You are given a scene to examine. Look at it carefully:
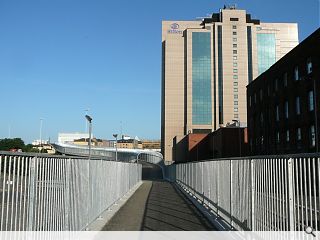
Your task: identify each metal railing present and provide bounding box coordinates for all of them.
[165,154,320,231]
[0,151,142,231]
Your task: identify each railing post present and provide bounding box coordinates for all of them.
[64,158,71,230]
[287,158,295,230]
[27,157,37,231]
[230,160,233,229]
[251,159,255,231]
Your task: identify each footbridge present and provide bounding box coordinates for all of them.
[1,147,319,233]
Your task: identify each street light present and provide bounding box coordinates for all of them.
[232,119,241,157]
[113,134,118,161]
[85,115,93,158]
[39,118,44,153]
[85,114,92,230]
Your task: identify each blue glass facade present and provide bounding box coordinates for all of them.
[192,32,212,125]
[257,33,276,75]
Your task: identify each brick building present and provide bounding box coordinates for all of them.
[247,28,320,155]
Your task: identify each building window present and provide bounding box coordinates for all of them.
[309,90,314,111]
[283,72,287,87]
[275,78,278,91]
[233,38,237,42]
[233,56,237,60]
[234,94,238,99]
[257,33,276,74]
[286,130,290,142]
[310,125,316,147]
[233,75,238,79]
[259,89,263,101]
[233,69,238,73]
[276,131,280,143]
[234,87,238,92]
[233,82,238,86]
[233,44,237,48]
[307,58,312,74]
[276,105,279,121]
[233,62,237,67]
[284,101,289,119]
[234,114,239,118]
[233,32,237,35]
[294,66,299,80]
[296,97,300,115]
[230,18,239,22]
[234,107,238,112]
[192,32,212,125]
[233,50,237,54]
[234,101,238,105]
[232,25,237,29]
[297,128,301,141]
[254,93,257,103]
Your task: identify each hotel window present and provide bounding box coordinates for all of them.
[297,128,301,141]
[233,44,237,48]
[276,105,279,121]
[296,97,300,115]
[233,50,237,54]
[233,32,237,35]
[283,72,288,87]
[307,58,312,74]
[233,38,237,42]
[309,90,314,111]
[310,125,316,147]
[233,56,237,60]
[233,69,238,73]
[294,66,299,80]
[233,62,237,67]
[286,130,290,142]
[284,101,289,119]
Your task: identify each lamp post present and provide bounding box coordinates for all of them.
[39,118,43,153]
[85,115,93,159]
[85,114,92,230]
[113,134,118,161]
[232,119,241,157]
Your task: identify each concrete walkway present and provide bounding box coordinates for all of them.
[102,162,215,231]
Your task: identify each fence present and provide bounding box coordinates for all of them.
[165,155,320,231]
[0,152,142,231]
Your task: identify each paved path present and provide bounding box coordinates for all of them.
[102,163,215,231]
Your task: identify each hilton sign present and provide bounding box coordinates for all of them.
[167,23,183,34]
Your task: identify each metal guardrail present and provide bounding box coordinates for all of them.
[0,152,142,231]
[165,156,320,231]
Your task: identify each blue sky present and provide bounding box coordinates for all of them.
[0,0,318,143]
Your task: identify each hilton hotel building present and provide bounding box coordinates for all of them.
[161,7,299,161]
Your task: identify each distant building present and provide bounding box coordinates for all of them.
[247,28,320,155]
[161,6,299,161]
[173,125,249,163]
[73,138,115,147]
[58,133,90,144]
[32,139,49,146]
[117,138,142,149]
[141,140,161,151]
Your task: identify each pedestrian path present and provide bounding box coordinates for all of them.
[102,180,215,231]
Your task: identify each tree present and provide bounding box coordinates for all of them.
[0,138,25,151]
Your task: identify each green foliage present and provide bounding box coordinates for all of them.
[0,138,25,151]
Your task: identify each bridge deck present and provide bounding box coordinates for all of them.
[102,162,216,231]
